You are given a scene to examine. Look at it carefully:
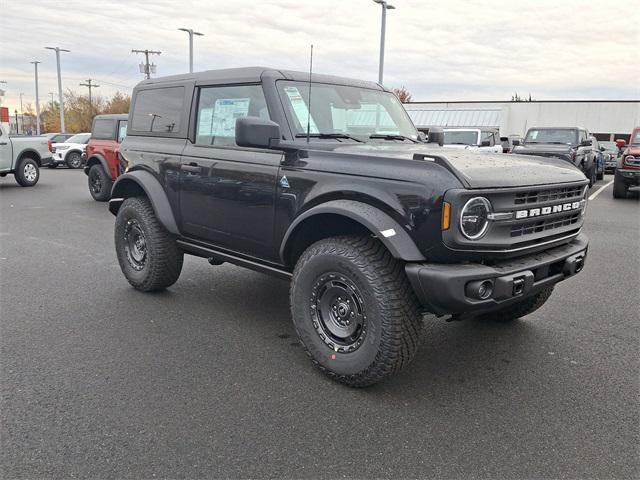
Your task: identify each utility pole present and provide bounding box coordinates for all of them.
[178,28,204,73]
[373,0,396,85]
[79,78,100,115]
[49,92,55,109]
[31,61,42,135]
[132,49,161,79]
[45,46,70,132]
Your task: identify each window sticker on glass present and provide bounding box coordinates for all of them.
[283,86,318,134]
[199,98,251,137]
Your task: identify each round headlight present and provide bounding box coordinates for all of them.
[460,197,491,240]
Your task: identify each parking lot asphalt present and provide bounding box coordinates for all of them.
[1,169,638,479]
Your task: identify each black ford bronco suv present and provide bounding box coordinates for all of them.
[109,67,589,386]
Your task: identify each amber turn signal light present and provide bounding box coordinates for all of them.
[442,202,451,230]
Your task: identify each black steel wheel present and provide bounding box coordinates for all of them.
[115,196,183,291]
[87,164,112,201]
[66,151,83,169]
[290,235,424,387]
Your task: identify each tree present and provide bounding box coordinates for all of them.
[392,86,413,103]
[103,91,130,114]
[511,92,533,102]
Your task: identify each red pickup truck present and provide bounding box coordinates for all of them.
[613,127,640,198]
[84,114,128,201]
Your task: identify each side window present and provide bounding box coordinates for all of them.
[117,120,128,143]
[195,84,269,146]
[92,119,115,140]
[131,87,184,134]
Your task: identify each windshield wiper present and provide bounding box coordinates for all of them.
[369,134,419,143]
[295,133,363,142]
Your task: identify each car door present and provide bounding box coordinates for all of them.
[0,128,12,171]
[179,84,283,261]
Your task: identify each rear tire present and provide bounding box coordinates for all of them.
[612,177,627,198]
[290,235,424,387]
[115,197,183,292]
[88,164,113,202]
[66,151,83,169]
[14,157,40,187]
[588,164,596,188]
[476,286,554,323]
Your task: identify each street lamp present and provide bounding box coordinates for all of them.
[45,46,70,132]
[178,28,204,73]
[373,0,395,85]
[31,61,42,135]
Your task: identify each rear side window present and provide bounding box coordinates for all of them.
[195,85,269,146]
[117,120,128,143]
[92,119,115,140]
[131,87,184,134]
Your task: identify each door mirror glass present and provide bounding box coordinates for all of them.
[512,139,520,146]
[581,139,592,147]
[480,140,491,147]
[235,117,281,149]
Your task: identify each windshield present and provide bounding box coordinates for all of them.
[276,81,418,141]
[66,133,90,144]
[600,141,616,150]
[524,128,577,144]
[632,130,640,145]
[444,130,479,145]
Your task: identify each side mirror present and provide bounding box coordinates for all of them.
[512,139,521,146]
[235,116,281,149]
[580,139,592,147]
[427,127,444,146]
[480,140,491,147]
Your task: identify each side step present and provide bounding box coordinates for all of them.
[176,240,292,280]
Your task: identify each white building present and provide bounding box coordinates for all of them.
[404,100,640,142]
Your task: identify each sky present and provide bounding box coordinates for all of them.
[1,0,639,113]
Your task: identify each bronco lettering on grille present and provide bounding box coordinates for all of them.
[515,201,583,219]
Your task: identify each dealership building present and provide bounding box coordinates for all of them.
[404,100,640,142]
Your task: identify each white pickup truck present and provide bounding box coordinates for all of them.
[442,128,504,154]
[0,124,52,186]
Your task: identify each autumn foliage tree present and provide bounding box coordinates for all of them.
[40,90,131,133]
[392,86,413,103]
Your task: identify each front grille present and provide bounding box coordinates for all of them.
[510,211,581,237]
[514,186,584,205]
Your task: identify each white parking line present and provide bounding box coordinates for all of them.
[588,180,614,201]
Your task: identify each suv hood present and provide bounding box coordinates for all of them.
[330,143,586,189]
[514,143,574,154]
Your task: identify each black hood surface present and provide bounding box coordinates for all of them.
[329,143,587,189]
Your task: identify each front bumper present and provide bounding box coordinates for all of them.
[52,151,66,163]
[405,234,588,317]
[615,168,640,189]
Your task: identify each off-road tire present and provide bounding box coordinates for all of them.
[612,176,627,199]
[66,151,83,169]
[588,164,596,188]
[596,169,604,181]
[14,157,40,187]
[476,286,554,323]
[88,164,113,202]
[290,235,424,387]
[115,196,183,292]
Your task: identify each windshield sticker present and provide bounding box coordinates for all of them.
[198,98,251,137]
[283,86,318,134]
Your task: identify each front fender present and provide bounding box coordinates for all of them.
[108,170,179,235]
[280,199,426,263]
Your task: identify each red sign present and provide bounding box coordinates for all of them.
[0,107,9,123]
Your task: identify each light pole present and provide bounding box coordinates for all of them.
[178,28,204,73]
[373,0,395,85]
[31,61,42,134]
[45,46,70,132]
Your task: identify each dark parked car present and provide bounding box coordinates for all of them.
[589,137,605,180]
[613,127,640,198]
[600,141,619,173]
[108,67,589,386]
[84,114,128,201]
[512,127,597,187]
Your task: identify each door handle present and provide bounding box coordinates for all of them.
[180,162,201,173]
[0,142,7,145]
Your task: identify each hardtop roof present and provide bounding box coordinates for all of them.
[134,66,384,91]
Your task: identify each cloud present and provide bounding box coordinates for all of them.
[1,0,638,112]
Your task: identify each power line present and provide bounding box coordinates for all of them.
[131,49,161,79]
